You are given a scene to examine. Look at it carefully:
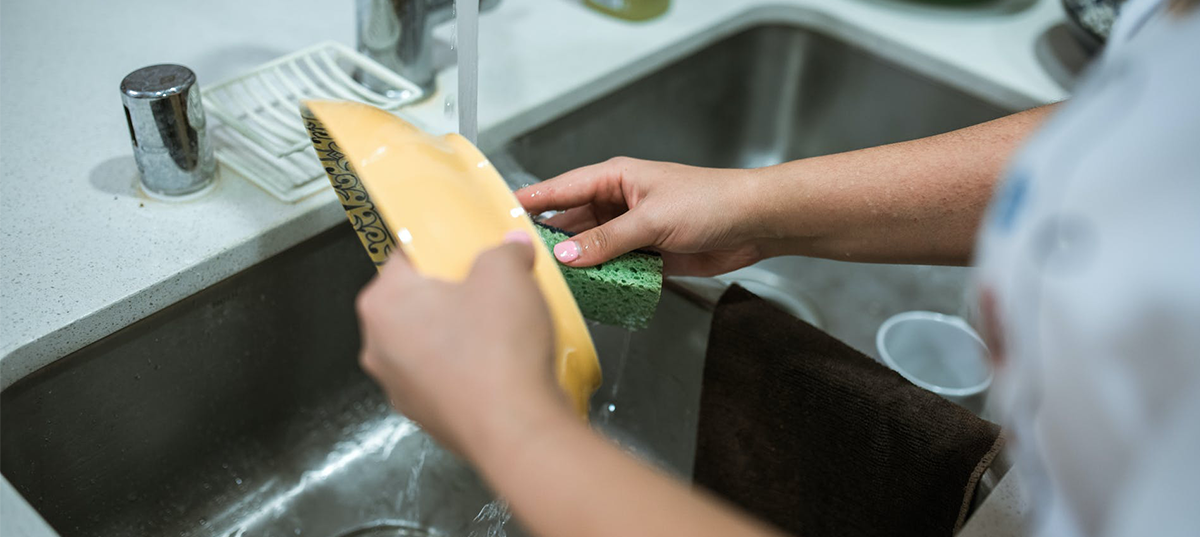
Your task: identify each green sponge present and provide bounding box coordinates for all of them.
[534,222,663,330]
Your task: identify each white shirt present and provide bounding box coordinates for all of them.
[974,1,1200,536]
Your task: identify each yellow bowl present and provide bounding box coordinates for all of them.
[302,101,601,419]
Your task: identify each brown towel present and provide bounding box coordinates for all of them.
[693,286,1003,537]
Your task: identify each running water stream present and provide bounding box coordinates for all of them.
[455,0,479,143]
[599,328,634,426]
[467,499,512,537]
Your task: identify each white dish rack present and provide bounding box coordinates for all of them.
[203,41,424,202]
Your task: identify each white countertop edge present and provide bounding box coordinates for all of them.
[480,3,1062,153]
[0,200,347,391]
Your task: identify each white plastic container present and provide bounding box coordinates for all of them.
[876,311,991,413]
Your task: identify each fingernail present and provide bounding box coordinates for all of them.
[503,230,532,245]
[553,240,580,263]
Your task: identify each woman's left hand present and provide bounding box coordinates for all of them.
[355,231,571,457]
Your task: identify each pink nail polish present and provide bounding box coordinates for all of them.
[503,230,532,245]
[554,240,580,263]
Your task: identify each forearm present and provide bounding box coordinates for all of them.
[748,105,1056,265]
[468,404,785,537]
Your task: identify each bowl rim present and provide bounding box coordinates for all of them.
[875,310,993,397]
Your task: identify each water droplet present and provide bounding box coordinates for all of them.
[199,518,208,526]
[235,478,243,485]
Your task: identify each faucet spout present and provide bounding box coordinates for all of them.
[356,0,498,99]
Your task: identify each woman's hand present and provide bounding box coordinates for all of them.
[355,232,570,457]
[515,157,767,277]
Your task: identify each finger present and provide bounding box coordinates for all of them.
[515,159,624,214]
[541,206,600,233]
[357,251,421,327]
[551,212,651,267]
[471,238,538,282]
[502,229,534,247]
[378,249,420,283]
[356,277,385,330]
[358,347,382,380]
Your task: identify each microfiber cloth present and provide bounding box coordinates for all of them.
[693,285,1004,537]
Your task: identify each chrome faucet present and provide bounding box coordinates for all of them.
[356,0,499,99]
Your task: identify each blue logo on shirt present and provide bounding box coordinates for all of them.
[992,171,1030,233]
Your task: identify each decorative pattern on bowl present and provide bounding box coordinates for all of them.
[302,107,397,266]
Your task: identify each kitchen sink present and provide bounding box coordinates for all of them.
[504,23,1009,358]
[2,23,1011,537]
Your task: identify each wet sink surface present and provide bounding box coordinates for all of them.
[2,23,1010,537]
[0,224,709,537]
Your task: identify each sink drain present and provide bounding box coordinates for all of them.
[336,521,443,537]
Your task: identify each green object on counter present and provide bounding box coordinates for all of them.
[584,0,669,21]
[534,222,663,330]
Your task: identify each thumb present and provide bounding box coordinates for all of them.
[552,213,650,267]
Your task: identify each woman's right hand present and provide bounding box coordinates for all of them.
[515,157,767,276]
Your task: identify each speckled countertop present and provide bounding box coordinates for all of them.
[1,0,1066,533]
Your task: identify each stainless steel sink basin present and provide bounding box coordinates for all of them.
[2,23,1011,537]
[503,24,1009,359]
